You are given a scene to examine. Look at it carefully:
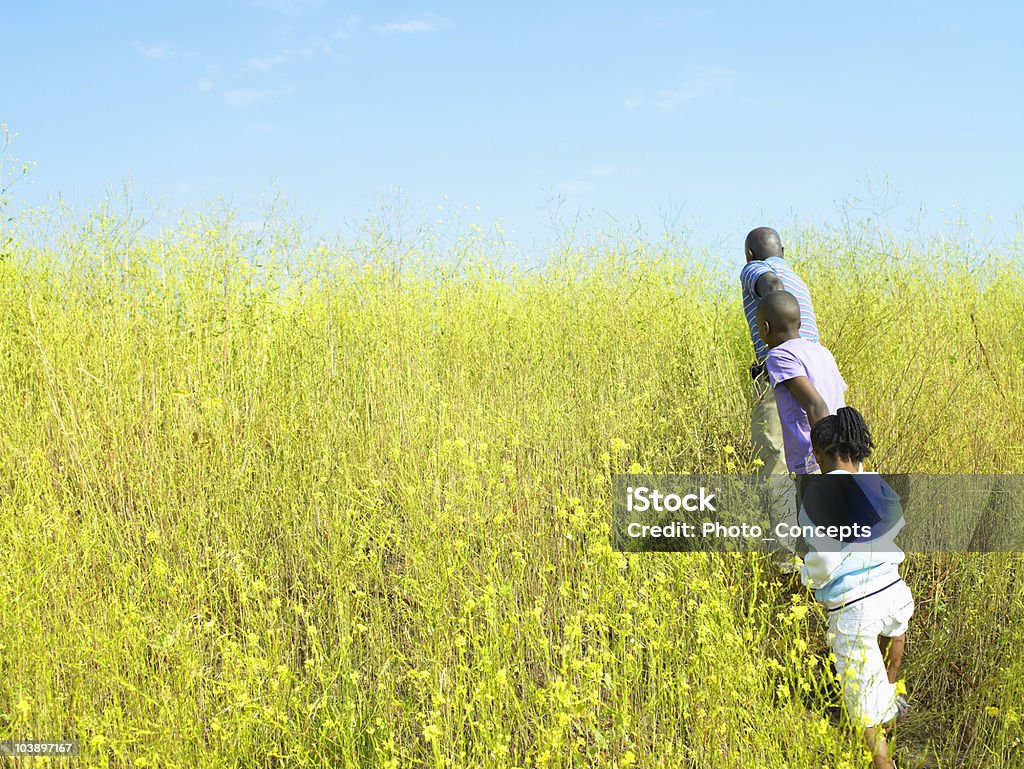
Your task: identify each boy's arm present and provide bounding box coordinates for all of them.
[778,375,830,427]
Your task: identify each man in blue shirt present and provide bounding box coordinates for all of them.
[740,227,820,570]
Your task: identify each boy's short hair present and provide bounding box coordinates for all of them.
[756,290,801,330]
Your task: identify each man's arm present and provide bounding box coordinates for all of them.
[779,375,830,426]
[740,260,772,296]
[754,272,784,297]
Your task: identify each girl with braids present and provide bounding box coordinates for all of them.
[813,405,874,469]
[801,406,913,769]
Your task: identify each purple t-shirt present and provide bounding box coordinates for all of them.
[766,338,847,474]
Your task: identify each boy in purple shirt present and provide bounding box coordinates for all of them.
[756,291,847,475]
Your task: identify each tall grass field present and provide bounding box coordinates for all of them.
[1,206,1022,768]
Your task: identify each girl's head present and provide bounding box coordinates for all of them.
[810,406,875,472]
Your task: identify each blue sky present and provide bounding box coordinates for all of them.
[3,1,1023,254]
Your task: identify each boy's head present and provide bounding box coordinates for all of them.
[755,290,801,349]
[810,406,875,472]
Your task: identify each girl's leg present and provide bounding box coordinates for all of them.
[878,633,906,684]
[864,725,895,769]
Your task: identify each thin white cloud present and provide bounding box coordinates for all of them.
[195,58,294,107]
[334,15,362,39]
[553,164,616,197]
[195,64,222,93]
[377,15,448,34]
[653,68,733,112]
[624,96,643,110]
[224,89,271,108]
[223,85,293,108]
[588,163,617,177]
[247,51,290,71]
[135,42,174,60]
[245,36,336,71]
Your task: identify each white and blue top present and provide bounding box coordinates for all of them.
[799,470,907,611]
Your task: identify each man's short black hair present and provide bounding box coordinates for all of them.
[745,227,784,261]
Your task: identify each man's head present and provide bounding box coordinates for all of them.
[744,227,784,263]
[756,290,801,349]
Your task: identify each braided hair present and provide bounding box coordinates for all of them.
[810,406,875,463]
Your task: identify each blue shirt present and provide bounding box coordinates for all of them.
[740,256,819,362]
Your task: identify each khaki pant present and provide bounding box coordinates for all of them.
[751,371,803,558]
[752,371,787,476]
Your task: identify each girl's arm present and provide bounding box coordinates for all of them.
[801,549,845,589]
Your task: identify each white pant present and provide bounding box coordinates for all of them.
[826,580,915,727]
